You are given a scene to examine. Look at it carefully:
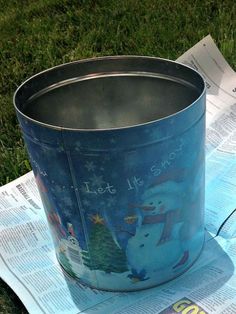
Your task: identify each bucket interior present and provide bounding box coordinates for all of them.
[15,57,205,130]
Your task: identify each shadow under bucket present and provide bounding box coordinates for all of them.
[14,56,206,291]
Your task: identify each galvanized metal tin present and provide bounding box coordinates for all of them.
[14,56,206,291]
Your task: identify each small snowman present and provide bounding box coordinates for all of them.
[59,223,84,275]
[126,180,185,282]
[66,236,83,265]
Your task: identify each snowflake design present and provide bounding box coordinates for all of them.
[85,161,96,172]
[75,141,82,152]
[52,184,63,193]
[63,196,74,207]
[41,145,50,154]
[125,153,138,171]
[107,196,116,207]
[57,145,64,153]
[144,128,151,134]
[91,174,105,187]
[82,199,91,207]
[111,171,119,179]
[52,167,67,179]
[149,128,161,140]
[99,200,106,208]
[63,208,74,218]
[110,138,116,144]
[104,154,111,161]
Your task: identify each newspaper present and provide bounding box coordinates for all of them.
[1,35,236,314]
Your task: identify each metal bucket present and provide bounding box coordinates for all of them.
[14,56,206,291]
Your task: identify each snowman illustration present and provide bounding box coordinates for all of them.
[126,180,186,282]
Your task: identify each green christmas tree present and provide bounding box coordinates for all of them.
[58,251,76,278]
[82,214,128,273]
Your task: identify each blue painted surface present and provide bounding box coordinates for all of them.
[16,86,206,291]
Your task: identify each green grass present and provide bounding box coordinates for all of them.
[0,0,235,312]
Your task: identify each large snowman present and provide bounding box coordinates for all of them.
[126,180,185,281]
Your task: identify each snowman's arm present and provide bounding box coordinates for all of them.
[157,210,177,245]
[115,226,135,237]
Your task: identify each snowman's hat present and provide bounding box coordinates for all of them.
[142,180,184,201]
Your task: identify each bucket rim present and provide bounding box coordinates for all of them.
[13,55,206,132]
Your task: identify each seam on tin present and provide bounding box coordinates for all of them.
[61,130,99,288]
[13,56,206,132]
[21,131,61,149]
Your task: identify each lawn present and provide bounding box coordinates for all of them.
[0,0,235,313]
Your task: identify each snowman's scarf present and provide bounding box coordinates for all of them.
[142,210,181,245]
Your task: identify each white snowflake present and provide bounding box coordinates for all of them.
[63,208,73,218]
[41,145,50,154]
[85,161,96,172]
[144,127,155,136]
[125,154,138,171]
[75,141,82,151]
[91,174,105,187]
[104,155,111,161]
[149,129,159,140]
[54,167,67,178]
[144,128,151,134]
[111,172,119,179]
[57,145,64,152]
[99,200,106,208]
[82,199,91,207]
[110,138,116,144]
[63,196,73,207]
[107,196,116,207]
[52,184,62,193]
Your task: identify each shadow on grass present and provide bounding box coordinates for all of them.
[0,279,28,314]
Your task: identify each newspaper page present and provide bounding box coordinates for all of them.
[1,35,236,314]
[177,35,236,236]
[0,173,235,314]
[0,172,236,314]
